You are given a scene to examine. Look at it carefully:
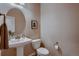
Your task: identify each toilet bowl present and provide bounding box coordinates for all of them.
[37,47,49,56]
[32,39,49,56]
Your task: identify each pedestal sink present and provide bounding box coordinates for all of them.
[9,37,32,56]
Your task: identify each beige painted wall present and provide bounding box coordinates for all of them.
[26,3,40,39]
[41,3,79,56]
[1,43,35,56]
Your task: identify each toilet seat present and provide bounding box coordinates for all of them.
[37,47,49,56]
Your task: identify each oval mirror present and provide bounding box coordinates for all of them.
[6,8,26,35]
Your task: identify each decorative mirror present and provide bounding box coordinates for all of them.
[6,8,26,35]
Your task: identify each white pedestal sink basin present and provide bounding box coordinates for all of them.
[9,37,32,56]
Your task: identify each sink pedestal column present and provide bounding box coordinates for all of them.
[17,47,24,56]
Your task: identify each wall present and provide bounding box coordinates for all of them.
[41,3,79,56]
[25,3,40,39]
[1,48,16,56]
[1,43,35,56]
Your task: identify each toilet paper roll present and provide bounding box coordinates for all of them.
[54,44,59,50]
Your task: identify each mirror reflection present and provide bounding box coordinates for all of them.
[6,8,26,41]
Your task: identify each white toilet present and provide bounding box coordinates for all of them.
[32,39,49,56]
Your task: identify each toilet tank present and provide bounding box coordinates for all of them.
[32,39,41,49]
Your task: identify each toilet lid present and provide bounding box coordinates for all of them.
[37,47,49,55]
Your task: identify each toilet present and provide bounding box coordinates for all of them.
[32,39,49,56]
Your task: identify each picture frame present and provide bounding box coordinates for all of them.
[31,20,38,29]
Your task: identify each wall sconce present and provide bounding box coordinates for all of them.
[31,20,38,29]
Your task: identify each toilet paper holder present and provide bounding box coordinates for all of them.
[54,42,63,55]
[54,42,60,51]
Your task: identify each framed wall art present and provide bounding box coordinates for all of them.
[31,20,38,29]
